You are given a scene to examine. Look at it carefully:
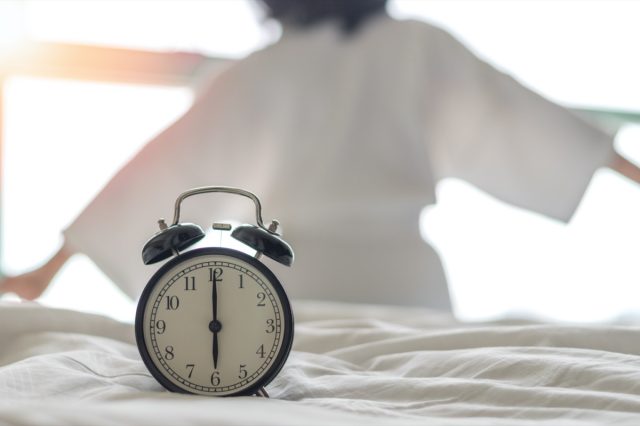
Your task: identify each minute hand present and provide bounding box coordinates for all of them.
[210,268,221,370]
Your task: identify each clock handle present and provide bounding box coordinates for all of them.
[170,186,280,236]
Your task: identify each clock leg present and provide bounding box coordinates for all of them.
[255,387,269,398]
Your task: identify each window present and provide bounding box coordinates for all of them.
[2,77,192,321]
[2,0,639,322]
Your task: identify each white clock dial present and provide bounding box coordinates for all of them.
[138,249,292,396]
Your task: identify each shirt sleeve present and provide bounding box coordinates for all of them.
[62,68,265,299]
[425,28,615,222]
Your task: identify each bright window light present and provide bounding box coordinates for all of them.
[390,0,640,110]
[2,77,192,321]
[22,0,276,58]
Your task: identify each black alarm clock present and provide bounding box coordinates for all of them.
[135,186,294,397]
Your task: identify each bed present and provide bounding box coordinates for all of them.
[1,300,640,425]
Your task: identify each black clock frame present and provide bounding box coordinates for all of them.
[135,246,295,397]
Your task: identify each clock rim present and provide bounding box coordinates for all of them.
[135,246,294,397]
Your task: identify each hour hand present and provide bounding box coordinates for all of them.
[213,331,219,369]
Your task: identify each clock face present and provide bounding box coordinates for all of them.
[135,247,293,396]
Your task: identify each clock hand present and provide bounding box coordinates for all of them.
[209,268,222,371]
[212,269,217,323]
[213,329,219,370]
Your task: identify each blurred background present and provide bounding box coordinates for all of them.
[0,0,639,322]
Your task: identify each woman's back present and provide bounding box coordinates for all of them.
[202,16,451,307]
[61,10,612,311]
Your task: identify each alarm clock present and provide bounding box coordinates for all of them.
[135,186,294,398]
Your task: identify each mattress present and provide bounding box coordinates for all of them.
[1,300,640,425]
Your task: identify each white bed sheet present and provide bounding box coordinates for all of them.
[1,300,640,425]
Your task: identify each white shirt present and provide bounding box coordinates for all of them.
[64,16,613,310]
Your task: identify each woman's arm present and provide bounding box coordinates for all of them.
[609,151,640,184]
[0,243,75,300]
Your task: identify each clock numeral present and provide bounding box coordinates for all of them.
[186,364,195,379]
[184,276,196,291]
[156,320,166,334]
[210,371,220,386]
[239,274,244,289]
[238,364,248,379]
[265,318,275,334]
[164,345,175,360]
[256,344,265,359]
[256,292,266,307]
[165,296,180,310]
[209,267,223,284]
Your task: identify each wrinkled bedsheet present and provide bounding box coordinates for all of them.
[1,301,640,425]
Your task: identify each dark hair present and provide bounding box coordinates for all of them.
[260,0,388,34]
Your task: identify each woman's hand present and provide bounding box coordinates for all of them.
[0,244,74,300]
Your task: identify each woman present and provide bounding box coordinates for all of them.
[2,0,639,311]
